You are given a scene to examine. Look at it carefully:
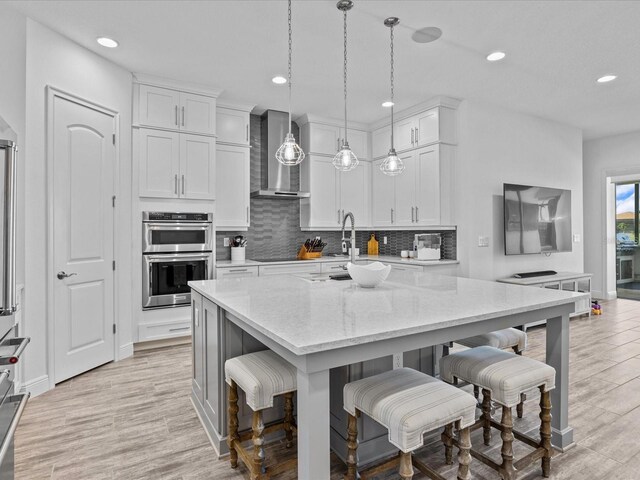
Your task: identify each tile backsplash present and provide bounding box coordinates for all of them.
[217,114,456,261]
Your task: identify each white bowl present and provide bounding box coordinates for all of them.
[347,262,391,288]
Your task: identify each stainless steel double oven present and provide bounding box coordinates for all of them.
[142,212,214,309]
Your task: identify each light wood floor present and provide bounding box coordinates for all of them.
[15,299,640,479]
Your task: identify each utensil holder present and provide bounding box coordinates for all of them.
[231,246,246,263]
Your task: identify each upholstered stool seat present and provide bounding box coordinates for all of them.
[224,350,298,480]
[343,368,476,480]
[456,327,527,353]
[441,346,556,479]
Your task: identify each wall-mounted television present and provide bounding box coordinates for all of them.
[504,183,572,255]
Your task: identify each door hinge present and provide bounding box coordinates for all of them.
[112,195,116,207]
[112,260,116,271]
[112,133,116,145]
[113,324,116,334]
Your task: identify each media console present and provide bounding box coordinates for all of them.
[498,271,592,328]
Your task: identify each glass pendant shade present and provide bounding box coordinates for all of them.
[332,141,358,171]
[276,132,305,166]
[380,148,405,176]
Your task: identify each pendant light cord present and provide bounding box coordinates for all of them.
[343,8,348,145]
[288,0,293,135]
[390,22,395,150]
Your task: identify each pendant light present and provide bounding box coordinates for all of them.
[380,17,405,176]
[332,0,359,172]
[276,0,305,166]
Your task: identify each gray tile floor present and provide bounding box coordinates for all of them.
[14,299,640,479]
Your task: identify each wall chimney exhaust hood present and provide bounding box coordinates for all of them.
[251,110,310,199]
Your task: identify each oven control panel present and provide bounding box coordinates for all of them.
[143,212,212,222]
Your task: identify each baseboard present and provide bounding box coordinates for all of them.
[118,342,134,360]
[134,336,191,352]
[22,374,50,398]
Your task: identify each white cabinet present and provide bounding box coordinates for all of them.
[216,266,259,279]
[216,144,250,229]
[300,156,370,229]
[216,107,250,146]
[258,263,322,276]
[137,85,216,135]
[180,134,216,200]
[138,128,215,200]
[394,116,416,152]
[371,145,446,227]
[302,122,370,159]
[372,124,392,160]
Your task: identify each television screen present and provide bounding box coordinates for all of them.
[504,183,572,255]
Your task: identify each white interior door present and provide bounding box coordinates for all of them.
[52,95,115,384]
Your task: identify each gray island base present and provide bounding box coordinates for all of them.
[189,271,586,479]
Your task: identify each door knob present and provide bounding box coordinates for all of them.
[57,271,77,280]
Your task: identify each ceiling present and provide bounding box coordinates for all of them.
[9,0,640,139]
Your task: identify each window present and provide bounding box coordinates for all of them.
[616,183,639,244]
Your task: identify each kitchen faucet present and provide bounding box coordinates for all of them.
[342,212,356,265]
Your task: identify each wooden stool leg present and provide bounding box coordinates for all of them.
[442,423,454,465]
[517,393,525,419]
[399,451,414,480]
[539,387,552,477]
[456,421,471,480]
[251,410,265,480]
[284,392,295,449]
[500,406,516,480]
[481,388,492,446]
[344,411,359,480]
[227,381,240,469]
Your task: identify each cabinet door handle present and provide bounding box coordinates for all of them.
[415,128,419,143]
[391,208,394,223]
[411,128,414,145]
[169,326,190,332]
[175,105,178,126]
[246,206,249,223]
[338,209,341,224]
[411,206,415,223]
[246,124,249,142]
[415,206,419,222]
[229,269,248,273]
[181,175,185,195]
[174,174,178,195]
[181,106,185,126]
[337,138,341,151]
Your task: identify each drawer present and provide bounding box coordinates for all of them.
[258,263,322,276]
[216,266,259,279]
[138,319,191,342]
[390,263,424,272]
[321,262,348,273]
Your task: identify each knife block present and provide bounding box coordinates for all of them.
[297,245,322,260]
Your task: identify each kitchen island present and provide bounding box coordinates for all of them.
[190,270,586,479]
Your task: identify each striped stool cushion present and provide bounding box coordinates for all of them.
[225,350,297,411]
[440,346,555,408]
[456,328,527,352]
[343,368,476,452]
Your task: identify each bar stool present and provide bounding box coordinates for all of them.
[343,367,477,480]
[455,328,528,418]
[440,346,555,479]
[225,350,297,480]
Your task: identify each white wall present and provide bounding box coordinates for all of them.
[455,99,584,281]
[583,131,640,299]
[23,19,133,394]
[0,5,27,287]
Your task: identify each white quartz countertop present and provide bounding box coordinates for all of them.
[216,255,459,268]
[190,271,587,356]
[497,271,593,285]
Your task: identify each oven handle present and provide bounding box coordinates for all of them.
[0,393,30,467]
[144,222,212,229]
[144,253,212,262]
[0,337,30,366]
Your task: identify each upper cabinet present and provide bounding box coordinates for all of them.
[216,106,251,146]
[298,115,371,160]
[216,144,250,229]
[136,83,217,135]
[372,106,457,159]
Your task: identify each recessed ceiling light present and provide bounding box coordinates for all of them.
[382,101,394,108]
[486,51,506,62]
[597,75,617,83]
[272,76,287,85]
[412,27,442,44]
[96,37,118,48]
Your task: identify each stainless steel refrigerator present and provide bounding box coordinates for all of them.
[0,138,30,480]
